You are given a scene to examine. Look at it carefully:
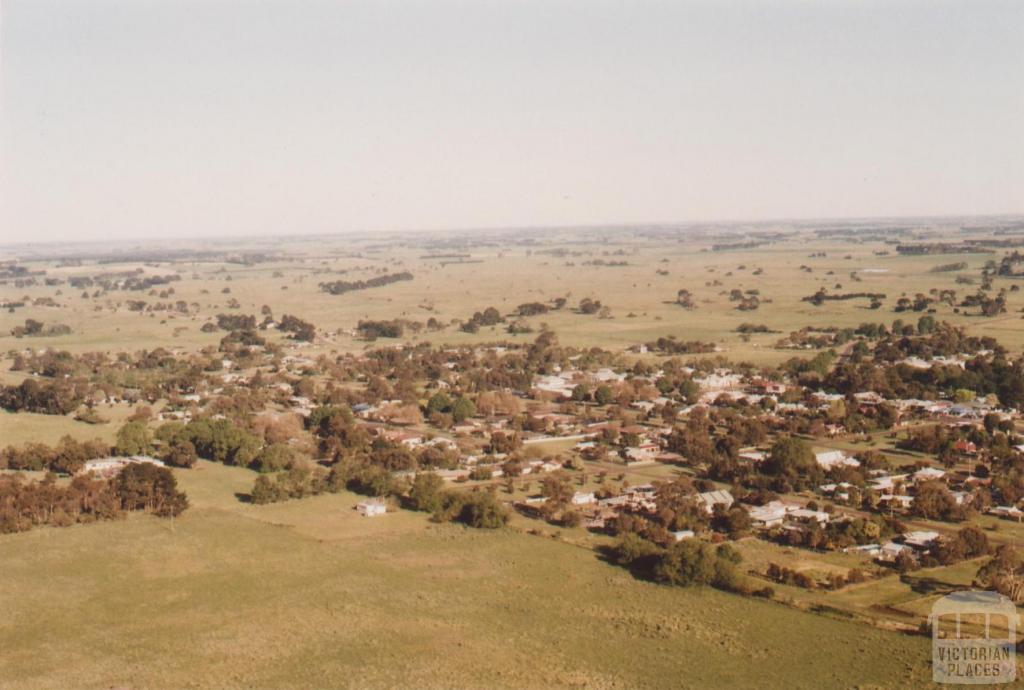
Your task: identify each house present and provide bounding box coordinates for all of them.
[572,491,596,506]
[879,494,914,511]
[670,529,695,541]
[788,508,830,526]
[356,500,387,517]
[902,530,941,551]
[814,450,859,470]
[738,449,766,464]
[748,501,790,528]
[878,541,912,563]
[913,467,947,483]
[79,455,165,478]
[697,490,734,515]
[989,505,1024,522]
[749,378,785,395]
[533,374,577,399]
[385,430,425,448]
[869,473,908,492]
[953,439,978,455]
[622,446,658,465]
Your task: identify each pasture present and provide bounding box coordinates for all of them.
[3,228,1023,369]
[0,462,936,690]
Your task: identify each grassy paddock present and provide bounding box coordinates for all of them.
[0,464,935,689]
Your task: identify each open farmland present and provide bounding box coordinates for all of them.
[3,219,1024,689]
[5,221,1024,365]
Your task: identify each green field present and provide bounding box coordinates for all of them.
[0,462,936,689]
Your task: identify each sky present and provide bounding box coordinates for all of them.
[1,0,1022,243]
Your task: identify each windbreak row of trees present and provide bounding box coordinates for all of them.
[0,463,187,534]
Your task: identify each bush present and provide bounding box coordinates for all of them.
[433,490,509,529]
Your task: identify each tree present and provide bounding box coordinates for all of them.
[115,421,152,457]
[956,525,990,558]
[594,385,614,406]
[434,490,509,528]
[115,463,188,517]
[162,439,198,468]
[678,379,701,405]
[911,482,963,522]
[612,532,661,566]
[541,471,574,510]
[451,397,476,423]
[456,491,509,528]
[251,475,282,504]
[487,431,521,455]
[252,443,293,473]
[409,472,445,513]
[975,545,1023,600]
[763,437,819,484]
[654,540,742,591]
[426,391,452,415]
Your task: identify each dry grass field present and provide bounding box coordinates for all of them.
[0,462,936,690]
[4,225,1024,365]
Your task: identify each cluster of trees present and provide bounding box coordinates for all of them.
[9,318,72,337]
[643,337,716,355]
[249,464,510,530]
[960,290,1007,317]
[357,319,405,339]
[610,533,746,593]
[764,562,865,590]
[930,261,968,273]
[802,290,886,306]
[216,313,257,331]
[0,378,84,415]
[735,323,777,334]
[896,243,992,255]
[577,298,603,315]
[319,271,413,295]
[460,307,504,333]
[278,314,316,342]
[975,545,1024,602]
[155,418,261,469]
[516,302,549,316]
[769,512,897,552]
[0,436,110,475]
[0,463,187,534]
[425,391,476,425]
[408,474,509,528]
[816,323,1024,408]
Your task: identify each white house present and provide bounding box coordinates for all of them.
[788,508,831,525]
[79,455,165,478]
[697,490,734,515]
[571,491,596,506]
[902,530,941,550]
[912,467,946,483]
[748,501,790,528]
[814,450,860,470]
[989,505,1024,521]
[356,500,387,517]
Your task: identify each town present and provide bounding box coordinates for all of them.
[3,1,1022,685]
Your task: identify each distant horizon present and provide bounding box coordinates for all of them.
[3,211,1024,252]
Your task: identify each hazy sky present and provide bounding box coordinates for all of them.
[1,1,1022,243]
